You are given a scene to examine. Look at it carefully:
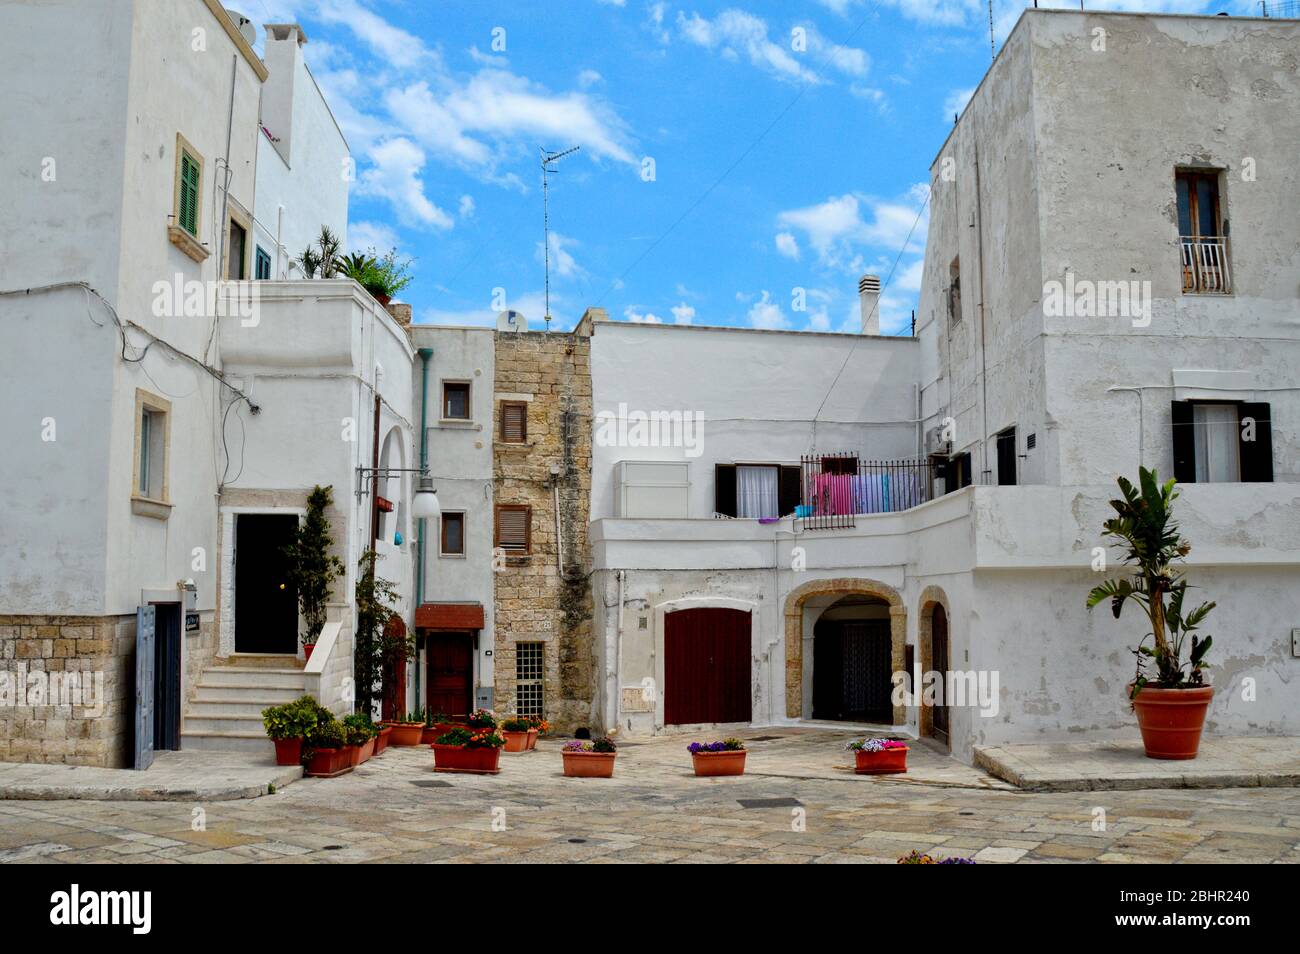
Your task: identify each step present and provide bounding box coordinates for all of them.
[191,684,305,704]
[198,668,309,689]
[180,730,275,755]
[213,653,305,670]
[187,699,290,718]
[183,714,270,735]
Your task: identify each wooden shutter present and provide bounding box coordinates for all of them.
[500,401,527,443]
[778,465,801,515]
[180,155,199,235]
[495,505,530,552]
[714,464,737,517]
[1238,402,1273,483]
[1171,401,1196,483]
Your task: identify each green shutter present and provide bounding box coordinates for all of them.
[179,154,199,235]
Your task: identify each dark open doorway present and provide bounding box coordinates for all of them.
[153,603,182,751]
[812,598,893,723]
[931,604,950,746]
[426,631,474,719]
[234,513,299,654]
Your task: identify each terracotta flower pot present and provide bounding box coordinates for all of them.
[303,643,316,662]
[420,726,441,745]
[435,722,458,736]
[272,737,303,766]
[373,725,393,755]
[691,750,747,777]
[562,751,616,778]
[854,746,908,775]
[389,722,425,746]
[432,744,502,774]
[305,747,352,778]
[348,738,376,767]
[1129,684,1214,759]
[526,727,539,750]
[502,730,530,753]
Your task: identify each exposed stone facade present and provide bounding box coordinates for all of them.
[492,319,595,732]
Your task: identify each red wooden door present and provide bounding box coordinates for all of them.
[427,632,473,719]
[664,608,751,725]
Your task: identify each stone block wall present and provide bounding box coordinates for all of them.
[492,326,595,732]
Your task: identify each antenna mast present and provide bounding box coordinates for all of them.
[541,144,580,331]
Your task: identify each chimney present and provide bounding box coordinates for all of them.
[261,24,308,165]
[858,274,881,335]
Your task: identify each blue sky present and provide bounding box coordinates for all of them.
[251,0,1228,334]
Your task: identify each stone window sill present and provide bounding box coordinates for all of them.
[436,419,480,430]
[495,441,534,451]
[168,225,210,263]
[131,496,173,520]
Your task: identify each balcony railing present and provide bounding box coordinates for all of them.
[1180,236,1231,294]
[798,454,935,530]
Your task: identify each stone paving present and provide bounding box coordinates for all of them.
[0,729,1296,864]
[0,751,302,801]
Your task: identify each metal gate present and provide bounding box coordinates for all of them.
[664,607,751,725]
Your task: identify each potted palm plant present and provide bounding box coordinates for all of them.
[1087,468,1217,760]
[561,737,617,777]
[688,738,747,776]
[431,727,505,774]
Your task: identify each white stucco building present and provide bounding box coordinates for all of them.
[589,10,1300,763]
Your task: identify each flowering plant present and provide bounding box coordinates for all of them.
[687,738,745,754]
[898,850,976,864]
[502,717,531,732]
[466,708,497,729]
[563,737,616,753]
[845,738,908,752]
[435,727,505,749]
[527,715,550,733]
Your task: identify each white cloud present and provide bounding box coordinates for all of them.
[647,2,671,44]
[623,305,663,323]
[536,232,583,279]
[421,290,555,328]
[895,258,925,293]
[458,194,476,219]
[678,10,823,85]
[670,302,696,324]
[315,0,439,70]
[774,231,800,259]
[355,138,454,230]
[347,220,399,253]
[943,86,976,123]
[746,291,788,330]
[775,188,929,270]
[577,69,604,88]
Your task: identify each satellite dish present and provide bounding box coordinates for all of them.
[225,9,257,46]
[496,310,528,332]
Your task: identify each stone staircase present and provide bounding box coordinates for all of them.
[181,656,308,754]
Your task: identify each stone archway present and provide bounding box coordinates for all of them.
[783,577,906,724]
[916,585,951,743]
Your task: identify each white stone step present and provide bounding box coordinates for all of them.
[180,730,275,754]
[197,667,308,689]
[184,713,270,735]
[187,699,287,718]
[191,684,304,704]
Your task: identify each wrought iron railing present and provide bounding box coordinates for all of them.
[797,454,935,530]
[1180,236,1231,294]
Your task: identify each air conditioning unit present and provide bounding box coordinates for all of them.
[924,426,951,457]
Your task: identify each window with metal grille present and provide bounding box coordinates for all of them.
[515,642,544,717]
[500,400,527,443]
[495,504,530,552]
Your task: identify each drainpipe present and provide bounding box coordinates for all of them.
[612,569,625,730]
[414,348,433,708]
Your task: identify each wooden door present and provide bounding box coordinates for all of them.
[234,513,299,653]
[134,606,155,771]
[932,605,950,745]
[664,608,751,725]
[427,632,473,719]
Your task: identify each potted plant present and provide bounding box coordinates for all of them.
[304,719,352,778]
[389,709,426,746]
[1087,469,1217,760]
[525,716,549,750]
[846,737,909,774]
[261,697,317,766]
[373,720,394,756]
[561,737,617,777]
[339,247,413,306]
[688,738,747,777]
[354,550,406,719]
[501,717,532,753]
[898,851,976,864]
[343,714,377,766]
[431,727,505,774]
[282,486,346,663]
[466,708,497,731]
[430,712,455,735]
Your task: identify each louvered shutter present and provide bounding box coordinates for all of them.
[500,402,527,443]
[496,505,530,552]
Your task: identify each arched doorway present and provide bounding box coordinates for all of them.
[916,586,952,749]
[931,604,950,745]
[811,596,893,723]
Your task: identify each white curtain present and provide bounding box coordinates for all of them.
[1193,404,1239,483]
[736,465,779,518]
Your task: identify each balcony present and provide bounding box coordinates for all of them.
[798,453,936,530]
[1180,236,1231,294]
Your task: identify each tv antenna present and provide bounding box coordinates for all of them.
[541,145,580,331]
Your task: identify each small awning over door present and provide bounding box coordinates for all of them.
[415,602,485,631]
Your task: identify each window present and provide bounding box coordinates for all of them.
[515,642,544,717]
[177,151,201,237]
[820,455,858,475]
[132,390,171,516]
[500,400,527,443]
[255,246,272,280]
[440,512,465,556]
[1171,401,1272,483]
[495,504,531,553]
[948,257,962,322]
[1176,169,1230,294]
[939,451,973,495]
[226,218,247,279]
[443,381,470,420]
[714,464,800,518]
[996,428,1017,486]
